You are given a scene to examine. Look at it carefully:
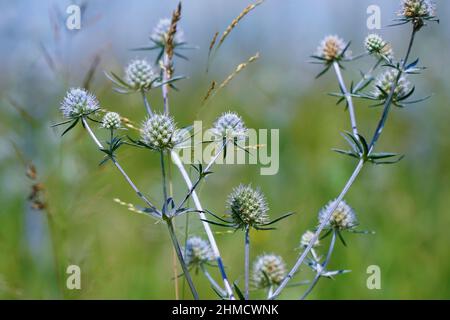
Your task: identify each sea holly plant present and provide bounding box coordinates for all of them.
[53,0,438,300]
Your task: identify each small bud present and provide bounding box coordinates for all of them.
[141,113,179,151]
[151,18,185,45]
[60,88,99,119]
[212,112,247,141]
[373,69,411,101]
[101,112,121,129]
[318,199,357,231]
[364,34,394,59]
[316,35,350,62]
[125,59,156,90]
[252,254,286,289]
[227,184,269,230]
[300,230,320,248]
[183,237,214,268]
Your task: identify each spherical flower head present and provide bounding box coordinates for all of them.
[252,254,286,289]
[364,34,394,59]
[125,59,156,90]
[227,184,269,230]
[141,113,180,151]
[211,112,247,141]
[60,88,99,119]
[300,230,320,248]
[318,199,357,231]
[151,18,185,45]
[101,112,121,130]
[183,236,214,268]
[400,0,435,19]
[373,69,411,101]
[316,35,350,62]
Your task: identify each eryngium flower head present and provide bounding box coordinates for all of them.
[60,88,99,119]
[183,236,214,268]
[211,112,247,141]
[227,184,269,229]
[101,112,121,129]
[141,113,180,151]
[316,35,349,62]
[400,0,435,19]
[373,69,411,101]
[318,199,357,231]
[300,230,320,248]
[364,34,394,59]
[151,18,185,45]
[125,59,156,90]
[252,254,286,289]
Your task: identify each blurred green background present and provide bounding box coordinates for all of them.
[1,0,450,299]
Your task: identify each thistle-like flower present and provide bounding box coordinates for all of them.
[364,34,394,60]
[211,112,247,141]
[373,69,411,102]
[151,18,185,46]
[252,254,286,289]
[60,88,99,119]
[141,113,180,151]
[125,59,156,91]
[227,184,269,230]
[183,236,214,268]
[315,35,350,63]
[300,230,320,248]
[400,0,435,19]
[318,199,357,231]
[101,112,121,130]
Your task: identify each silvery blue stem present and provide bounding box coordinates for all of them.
[270,26,418,300]
[201,264,226,297]
[333,61,359,137]
[162,53,170,115]
[166,219,199,300]
[171,151,235,299]
[244,225,250,300]
[82,118,156,210]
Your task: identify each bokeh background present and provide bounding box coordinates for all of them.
[1,0,450,299]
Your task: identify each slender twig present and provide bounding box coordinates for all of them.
[300,230,336,300]
[333,61,359,137]
[141,90,153,116]
[201,264,226,297]
[81,117,156,210]
[171,151,235,299]
[270,25,418,300]
[353,58,382,93]
[244,225,250,300]
[166,219,199,300]
[160,151,168,201]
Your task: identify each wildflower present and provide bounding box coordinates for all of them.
[364,34,394,60]
[373,69,411,102]
[318,199,357,231]
[400,0,435,19]
[141,113,180,151]
[183,236,214,268]
[252,254,286,289]
[316,35,350,63]
[125,59,156,91]
[300,230,320,248]
[151,18,185,46]
[227,184,269,230]
[211,112,247,141]
[101,112,121,130]
[60,88,99,119]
